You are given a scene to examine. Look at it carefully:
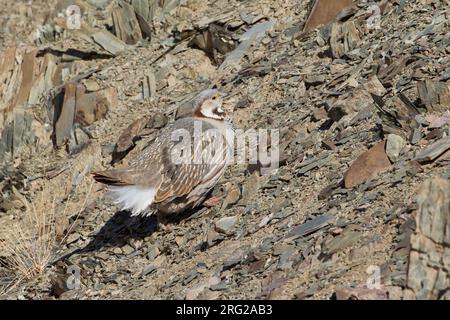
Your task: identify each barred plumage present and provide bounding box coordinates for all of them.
[92,89,233,217]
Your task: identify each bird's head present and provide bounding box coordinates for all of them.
[192,89,228,121]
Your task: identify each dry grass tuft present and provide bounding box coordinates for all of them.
[0,182,93,295]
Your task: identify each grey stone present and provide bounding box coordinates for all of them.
[215,216,239,235]
[407,178,450,299]
[386,134,406,163]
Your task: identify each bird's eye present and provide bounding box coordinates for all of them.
[212,96,217,100]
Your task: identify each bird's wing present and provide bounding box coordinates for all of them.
[93,117,227,205]
[154,119,227,203]
[92,168,161,187]
[92,119,194,188]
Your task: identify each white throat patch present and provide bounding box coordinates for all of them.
[200,107,223,120]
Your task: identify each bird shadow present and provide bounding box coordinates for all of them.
[58,206,204,262]
[81,210,158,253]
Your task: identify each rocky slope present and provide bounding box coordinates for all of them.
[0,0,449,300]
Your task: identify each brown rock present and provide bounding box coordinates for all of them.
[96,87,118,112]
[335,286,388,300]
[304,0,354,31]
[112,1,142,45]
[330,20,361,59]
[203,195,225,207]
[14,49,37,108]
[363,75,387,97]
[115,116,151,153]
[74,86,116,126]
[344,141,391,188]
[223,183,241,208]
[414,136,450,163]
[378,56,409,87]
[417,79,450,111]
[54,82,77,147]
[312,107,328,121]
[321,139,336,150]
[74,85,96,126]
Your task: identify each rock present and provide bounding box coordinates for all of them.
[146,245,160,260]
[82,79,100,92]
[426,111,450,128]
[303,0,354,31]
[327,105,347,122]
[222,245,252,270]
[258,271,288,299]
[312,107,328,121]
[91,30,129,56]
[335,286,388,300]
[207,228,222,247]
[417,79,450,111]
[67,126,90,155]
[425,128,443,141]
[112,1,143,45]
[121,244,134,255]
[222,183,241,208]
[414,136,450,163]
[219,21,274,72]
[51,270,73,298]
[407,178,450,299]
[185,276,221,299]
[344,141,392,188]
[324,226,363,255]
[114,116,151,154]
[330,20,361,59]
[285,214,333,241]
[151,113,168,129]
[0,108,35,159]
[277,245,298,270]
[321,139,336,150]
[185,284,206,300]
[66,232,81,245]
[386,134,406,163]
[142,72,156,99]
[363,76,387,97]
[304,74,325,87]
[182,269,199,285]
[54,82,77,147]
[297,153,330,175]
[239,171,260,206]
[74,87,109,126]
[249,258,268,274]
[295,282,320,299]
[215,216,239,235]
[142,256,165,276]
[203,195,224,207]
[54,84,117,148]
[410,127,422,145]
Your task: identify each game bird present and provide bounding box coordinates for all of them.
[92,89,233,221]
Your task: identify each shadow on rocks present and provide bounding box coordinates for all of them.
[81,210,159,253]
[57,207,203,262]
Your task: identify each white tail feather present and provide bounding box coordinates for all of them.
[108,185,156,215]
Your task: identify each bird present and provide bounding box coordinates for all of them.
[92,89,233,223]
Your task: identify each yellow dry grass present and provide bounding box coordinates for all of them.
[0,181,93,295]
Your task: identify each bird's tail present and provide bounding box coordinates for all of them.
[92,169,158,215]
[92,169,131,186]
